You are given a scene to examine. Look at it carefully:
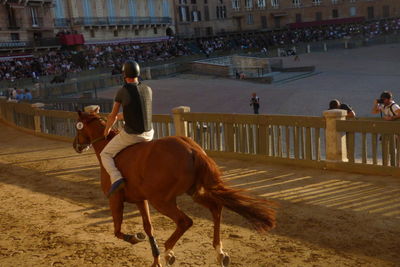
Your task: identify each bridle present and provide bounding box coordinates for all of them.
[74,116,107,152]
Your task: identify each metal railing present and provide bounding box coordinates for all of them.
[72,16,172,26]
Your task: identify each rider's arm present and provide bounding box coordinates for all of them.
[104,101,121,136]
[117,112,124,120]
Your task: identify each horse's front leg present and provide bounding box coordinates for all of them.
[109,194,145,245]
[136,200,162,267]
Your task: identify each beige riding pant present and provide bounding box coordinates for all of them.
[100,128,154,183]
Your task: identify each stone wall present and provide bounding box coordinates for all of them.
[190,62,230,77]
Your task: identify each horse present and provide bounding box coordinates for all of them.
[73,111,276,267]
[50,72,67,84]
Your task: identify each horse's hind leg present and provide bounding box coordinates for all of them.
[193,195,230,267]
[136,200,162,267]
[151,199,193,266]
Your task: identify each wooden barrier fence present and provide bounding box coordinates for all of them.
[0,100,399,176]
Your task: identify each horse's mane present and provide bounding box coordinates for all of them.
[81,112,120,139]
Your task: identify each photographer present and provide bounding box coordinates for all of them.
[372,91,400,121]
[329,99,356,118]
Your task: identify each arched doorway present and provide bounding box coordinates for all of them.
[166,27,174,37]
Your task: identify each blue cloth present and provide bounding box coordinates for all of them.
[25,92,32,101]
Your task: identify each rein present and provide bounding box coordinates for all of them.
[91,135,106,145]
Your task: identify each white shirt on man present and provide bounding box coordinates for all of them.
[379,101,400,117]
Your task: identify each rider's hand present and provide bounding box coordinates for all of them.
[104,127,111,137]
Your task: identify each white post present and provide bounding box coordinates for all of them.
[344,41,348,49]
[323,43,328,52]
[145,67,152,80]
[323,109,348,162]
[172,106,190,137]
[307,44,311,53]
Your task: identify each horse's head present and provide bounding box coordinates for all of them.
[73,111,105,153]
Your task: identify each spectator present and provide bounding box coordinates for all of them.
[250,92,260,114]
[372,91,400,121]
[329,99,356,118]
[24,89,32,101]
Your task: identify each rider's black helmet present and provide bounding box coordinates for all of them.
[122,60,140,78]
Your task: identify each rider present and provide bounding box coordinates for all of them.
[100,60,154,197]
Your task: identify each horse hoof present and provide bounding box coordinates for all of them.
[218,252,230,267]
[123,233,146,244]
[134,232,146,242]
[165,251,176,266]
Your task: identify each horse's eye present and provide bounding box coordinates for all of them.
[76,122,84,130]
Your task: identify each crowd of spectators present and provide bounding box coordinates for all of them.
[0,88,32,101]
[0,38,191,82]
[1,18,400,82]
[197,17,400,53]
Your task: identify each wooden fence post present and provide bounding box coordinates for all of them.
[323,109,348,163]
[31,103,44,133]
[172,106,190,137]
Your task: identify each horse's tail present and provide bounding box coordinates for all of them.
[178,136,276,232]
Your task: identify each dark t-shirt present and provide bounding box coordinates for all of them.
[339,103,353,113]
[115,82,153,134]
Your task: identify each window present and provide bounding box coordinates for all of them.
[191,0,196,3]
[134,29,139,35]
[331,0,338,4]
[204,0,207,3]
[153,27,158,34]
[245,0,253,9]
[204,6,209,20]
[179,6,190,22]
[383,5,389,18]
[295,13,302,22]
[113,30,118,37]
[192,10,201,21]
[316,12,322,21]
[7,7,17,28]
[332,9,338,18]
[216,5,226,19]
[247,14,253,24]
[271,0,279,8]
[312,0,321,6]
[232,0,240,11]
[274,17,280,28]
[367,6,374,19]
[349,7,356,17]
[179,0,187,4]
[261,15,267,28]
[90,29,95,38]
[257,0,266,9]
[11,33,19,41]
[292,0,301,8]
[206,26,213,36]
[31,7,39,27]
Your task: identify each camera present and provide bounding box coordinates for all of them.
[377,99,385,104]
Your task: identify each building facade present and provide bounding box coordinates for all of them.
[174,0,400,37]
[53,0,175,43]
[174,0,238,37]
[0,0,54,47]
[230,0,400,32]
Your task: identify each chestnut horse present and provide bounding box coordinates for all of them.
[73,111,276,267]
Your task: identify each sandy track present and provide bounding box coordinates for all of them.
[0,123,399,267]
